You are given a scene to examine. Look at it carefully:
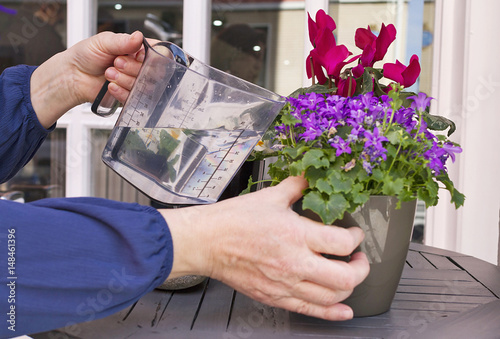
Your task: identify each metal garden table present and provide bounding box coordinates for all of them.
[32,243,500,339]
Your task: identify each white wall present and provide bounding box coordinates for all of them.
[426,0,500,264]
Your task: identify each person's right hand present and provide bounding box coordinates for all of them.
[161,176,370,321]
[30,31,145,128]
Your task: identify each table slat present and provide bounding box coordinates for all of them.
[154,280,208,331]
[451,256,500,297]
[406,250,436,269]
[421,252,462,270]
[191,278,234,331]
[226,292,288,336]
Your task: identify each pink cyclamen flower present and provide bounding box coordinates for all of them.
[306,12,358,85]
[308,9,336,47]
[306,50,329,85]
[355,23,397,66]
[337,77,357,97]
[311,28,355,80]
[306,10,338,84]
[383,54,421,88]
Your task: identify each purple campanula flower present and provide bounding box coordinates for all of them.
[362,160,374,174]
[330,135,352,156]
[364,126,388,154]
[441,142,462,162]
[423,141,446,173]
[409,92,433,112]
[300,92,325,111]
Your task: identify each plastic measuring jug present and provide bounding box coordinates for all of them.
[92,39,285,205]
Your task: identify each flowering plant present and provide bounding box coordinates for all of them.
[248,10,464,224]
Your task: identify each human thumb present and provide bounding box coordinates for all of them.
[272,176,309,207]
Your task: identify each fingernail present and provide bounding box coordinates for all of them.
[108,82,119,92]
[342,308,353,319]
[105,68,118,81]
[114,57,126,70]
[350,226,364,244]
[130,31,141,40]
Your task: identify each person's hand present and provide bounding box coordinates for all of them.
[66,30,145,104]
[30,31,145,128]
[161,176,370,321]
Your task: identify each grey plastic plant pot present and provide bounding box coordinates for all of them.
[294,195,417,317]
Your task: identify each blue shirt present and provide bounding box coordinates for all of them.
[0,65,173,337]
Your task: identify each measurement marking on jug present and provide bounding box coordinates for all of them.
[176,85,205,129]
[195,130,244,199]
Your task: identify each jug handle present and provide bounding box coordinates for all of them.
[90,37,152,117]
[91,80,121,117]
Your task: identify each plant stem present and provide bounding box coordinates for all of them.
[309,56,316,86]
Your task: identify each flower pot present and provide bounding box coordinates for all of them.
[294,196,417,317]
[157,275,207,291]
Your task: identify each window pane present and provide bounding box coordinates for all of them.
[0,1,67,201]
[0,0,67,73]
[211,1,435,95]
[97,0,182,43]
[0,129,66,202]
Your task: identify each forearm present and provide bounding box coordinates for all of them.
[0,197,173,336]
[159,205,215,280]
[30,50,84,128]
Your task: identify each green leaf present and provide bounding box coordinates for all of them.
[281,113,301,126]
[302,149,330,170]
[417,186,436,207]
[289,160,305,176]
[426,179,439,198]
[381,176,405,196]
[159,129,181,156]
[328,170,354,193]
[360,69,374,94]
[240,176,256,195]
[371,168,384,181]
[288,84,336,98]
[437,173,465,208]
[283,145,309,160]
[350,184,370,205]
[302,191,349,224]
[305,167,327,187]
[385,130,401,145]
[124,130,148,151]
[422,111,457,136]
[451,189,466,208]
[315,178,334,195]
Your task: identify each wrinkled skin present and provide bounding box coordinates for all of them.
[162,176,370,320]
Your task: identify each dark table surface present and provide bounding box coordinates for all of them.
[33,243,500,339]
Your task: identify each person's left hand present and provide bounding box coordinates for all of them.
[161,176,370,321]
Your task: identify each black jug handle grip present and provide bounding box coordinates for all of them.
[91,80,121,116]
[91,37,152,117]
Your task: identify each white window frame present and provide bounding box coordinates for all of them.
[425,0,500,264]
[62,0,211,198]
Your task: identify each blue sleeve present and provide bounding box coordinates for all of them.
[0,197,173,337]
[0,65,55,183]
